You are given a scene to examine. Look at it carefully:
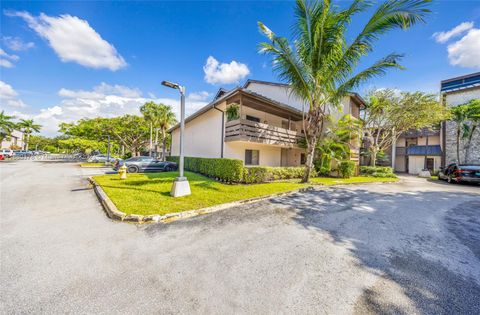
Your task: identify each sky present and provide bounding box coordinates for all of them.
[1,0,480,136]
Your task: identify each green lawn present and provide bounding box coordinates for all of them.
[309,176,398,185]
[93,171,307,216]
[93,172,398,216]
[80,162,110,168]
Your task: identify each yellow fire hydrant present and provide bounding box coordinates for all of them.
[119,164,127,180]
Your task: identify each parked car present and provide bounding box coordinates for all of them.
[1,149,14,158]
[88,154,116,163]
[439,163,480,184]
[13,150,33,157]
[114,157,178,173]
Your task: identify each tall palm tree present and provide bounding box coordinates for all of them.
[258,0,431,182]
[0,111,16,143]
[17,119,41,151]
[140,102,177,160]
[157,105,177,161]
[450,104,469,163]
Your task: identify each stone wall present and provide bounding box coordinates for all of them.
[444,88,480,165]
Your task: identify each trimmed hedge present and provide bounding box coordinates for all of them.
[339,160,356,178]
[243,166,316,184]
[167,156,244,182]
[360,166,397,178]
[167,156,315,183]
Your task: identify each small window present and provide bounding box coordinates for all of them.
[245,150,260,165]
[300,153,306,165]
[246,115,260,123]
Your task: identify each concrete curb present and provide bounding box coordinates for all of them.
[88,176,399,224]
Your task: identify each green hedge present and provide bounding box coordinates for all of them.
[166,156,244,182]
[360,166,397,178]
[167,156,314,183]
[243,166,316,184]
[339,160,356,178]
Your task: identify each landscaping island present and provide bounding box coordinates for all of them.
[92,171,398,217]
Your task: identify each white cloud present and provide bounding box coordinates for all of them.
[447,28,480,68]
[187,91,210,101]
[0,48,20,68]
[0,81,26,108]
[6,11,126,71]
[203,56,250,84]
[0,59,14,68]
[433,21,474,43]
[3,36,35,51]
[3,83,209,136]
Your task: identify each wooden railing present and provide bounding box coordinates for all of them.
[225,119,303,146]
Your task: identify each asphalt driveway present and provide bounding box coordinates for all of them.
[1,161,479,314]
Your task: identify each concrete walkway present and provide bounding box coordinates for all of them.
[1,161,479,314]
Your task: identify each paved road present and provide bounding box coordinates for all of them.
[1,161,479,314]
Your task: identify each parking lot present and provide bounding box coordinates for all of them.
[1,160,479,314]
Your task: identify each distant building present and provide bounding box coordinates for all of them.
[440,72,480,166]
[1,129,24,149]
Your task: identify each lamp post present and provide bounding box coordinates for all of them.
[161,80,191,197]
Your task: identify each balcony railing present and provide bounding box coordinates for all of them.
[225,119,303,147]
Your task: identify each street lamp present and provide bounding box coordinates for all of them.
[161,80,191,197]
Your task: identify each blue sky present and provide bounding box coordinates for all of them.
[1,0,480,135]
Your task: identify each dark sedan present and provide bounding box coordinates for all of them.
[439,163,480,184]
[114,157,178,173]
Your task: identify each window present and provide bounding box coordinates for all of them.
[245,150,260,165]
[246,115,260,123]
[300,153,306,165]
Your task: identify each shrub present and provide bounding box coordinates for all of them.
[339,160,356,178]
[167,156,244,182]
[360,166,396,178]
[243,166,315,183]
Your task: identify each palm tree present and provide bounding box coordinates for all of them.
[157,105,177,161]
[140,102,176,160]
[0,111,16,143]
[17,119,41,151]
[258,0,431,182]
[450,105,469,163]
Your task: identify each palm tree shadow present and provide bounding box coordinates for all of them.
[270,188,480,314]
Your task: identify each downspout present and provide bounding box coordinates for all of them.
[213,105,224,158]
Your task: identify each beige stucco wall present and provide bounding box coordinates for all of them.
[170,108,223,158]
[417,135,440,145]
[224,141,303,167]
[245,82,304,111]
[1,130,24,149]
[408,156,441,175]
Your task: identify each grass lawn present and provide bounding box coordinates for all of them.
[80,162,110,168]
[310,176,398,185]
[93,171,307,216]
[93,172,399,216]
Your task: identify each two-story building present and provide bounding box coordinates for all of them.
[169,80,365,167]
[1,129,24,150]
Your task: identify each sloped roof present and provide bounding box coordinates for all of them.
[407,145,442,156]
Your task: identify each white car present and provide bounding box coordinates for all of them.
[88,154,115,163]
[0,149,14,158]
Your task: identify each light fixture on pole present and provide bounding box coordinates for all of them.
[161,80,191,197]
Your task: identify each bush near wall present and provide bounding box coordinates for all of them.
[339,160,356,178]
[167,156,244,182]
[167,156,315,183]
[360,166,397,178]
[243,166,316,184]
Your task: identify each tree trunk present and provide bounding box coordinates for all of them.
[456,125,461,163]
[301,134,317,183]
[464,125,477,164]
[25,133,30,151]
[370,147,378,167]
[161,130,167,161]
[149,122,153,157]
[155,129,159,158]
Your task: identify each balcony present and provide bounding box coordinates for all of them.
[225,119,303,147]
[395,147,407,155]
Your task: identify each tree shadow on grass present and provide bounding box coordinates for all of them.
[270,188,480,314]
